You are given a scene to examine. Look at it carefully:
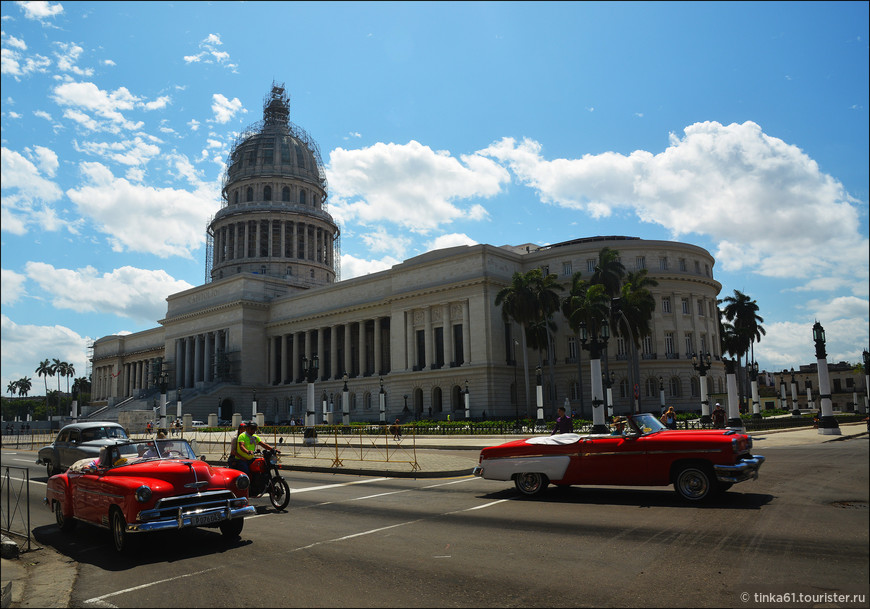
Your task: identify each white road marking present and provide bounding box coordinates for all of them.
[289,477,388,493]
[83,567,221,606]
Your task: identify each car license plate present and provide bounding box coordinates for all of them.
[190,512,224,526]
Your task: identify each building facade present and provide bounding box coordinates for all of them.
[90,85,730,423]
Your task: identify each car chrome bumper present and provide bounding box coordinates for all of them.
[714,455,765,483]
[132,503,255,533]
[472,466,483,477]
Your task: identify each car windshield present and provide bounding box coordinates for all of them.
[109,439,198,467]
[80,426,128,442]
[629,413,667,435]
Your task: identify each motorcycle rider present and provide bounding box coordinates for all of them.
[235,421,279,475]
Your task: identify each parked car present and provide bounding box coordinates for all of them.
[192,420,207,428]
[473,412,765,501]
[37,422,129,477]
[45,437,255,552]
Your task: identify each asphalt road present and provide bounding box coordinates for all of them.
[5,437,869,608]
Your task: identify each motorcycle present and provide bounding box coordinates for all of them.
[247,448,290,510]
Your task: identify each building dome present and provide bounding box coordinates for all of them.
[207,83,340,286]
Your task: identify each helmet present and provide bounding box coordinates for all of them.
[246,420,258,431]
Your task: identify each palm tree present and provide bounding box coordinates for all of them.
[36,359,53,420]
[7,380,18,399]
[51,358,65,420]
[62,362,75,398]
[496,271,537,418]
[561,273,609,417]
[591,246,626,299]
[528,269,563,414]
[613,269,658,412]
[721,290,765,407]
[17,377,32,398]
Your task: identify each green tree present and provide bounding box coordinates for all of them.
[496,271,538,418]
[6,380,18,399]
[528,269,563,414]
[561,275,609,417]
[721,290,766,407]
[17,377,32,398]
[36,359,53,420]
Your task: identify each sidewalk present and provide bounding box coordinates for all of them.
[1,422,867,608]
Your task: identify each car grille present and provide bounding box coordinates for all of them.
[139,490,243,522]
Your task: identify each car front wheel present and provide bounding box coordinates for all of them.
[514,472,548,496]
[54,501,76,533]
[219,518,244,540]
[110,507,129,552]
[674,464,715,501]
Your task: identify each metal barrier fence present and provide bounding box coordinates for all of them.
[0,466,32,551]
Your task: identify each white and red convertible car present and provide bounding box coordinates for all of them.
[473,412,765,501]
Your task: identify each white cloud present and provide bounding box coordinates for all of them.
[24,262,194,322]
[142,95,170,111]
[30,145,58,176]
[15,1,64,20]
[184,33,237,70]
[54,42,93,77]
[0,314,91,399]
[1,45,51,78]
[327,140,510,233]
[425,233,479,252]
[479,121,869,287]
[65,161,220,258]
[1,268,28,305]
[0,147,63,231]
[340,253,400,280]
[210,93,244,124]
[74,136,161,167]
[52,81,143,132]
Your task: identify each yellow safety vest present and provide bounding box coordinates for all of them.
[238,432,260,461]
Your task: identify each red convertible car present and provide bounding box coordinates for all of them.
[45,438,255,551]
[473,413,765,501]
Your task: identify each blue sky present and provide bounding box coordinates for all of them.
[1,0,868,397]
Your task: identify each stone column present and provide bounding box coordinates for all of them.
[344,323,352,377]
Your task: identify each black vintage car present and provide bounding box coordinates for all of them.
[37,421,129,477]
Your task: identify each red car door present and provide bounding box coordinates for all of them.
[569,435,650,486]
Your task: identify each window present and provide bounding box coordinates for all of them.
[665,332,675,355]
[685,333,693,356]
[662,297,671,313]
[642,336,653,355]
[453,324,464,366]
[705,264,710,277]
[264,186,272,201]
[282,186,290,202]
[246,148,256,166]
[567,336,577,360]
[416,329,426,369]
[669,377,682,397]
[299,190,306,206]
[619,378,628,398]
[563,261,573,276]
[697,299,705,316]
[645,377,657,397]
[587,259,596,273]
[280,140,291,163]
[541,265,549,276]
[694,261,701,273]
[682,298,690,315]
[636,256,646,269]
[234,191,239,204]
[616,336,626,357]
[264,147,274,165]
[659,257,668,270]
[246,187,253,202]
[679,258,687,271]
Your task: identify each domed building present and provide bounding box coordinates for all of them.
[88,84,728,427]
[208,83,340,286]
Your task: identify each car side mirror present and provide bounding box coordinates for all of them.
[200,455,207,461]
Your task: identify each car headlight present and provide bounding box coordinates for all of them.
[135,485,152,503]
[235,473,250,490]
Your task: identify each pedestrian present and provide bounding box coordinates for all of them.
[391,418,402,441]
[660,406,677,430]
[551,406,573,435]
[146,420,152,434]
[227,422,246,470]
[711,403,726,429]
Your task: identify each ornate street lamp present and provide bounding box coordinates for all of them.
[658,375,665,414]
[379,377,386,424]
[464,379,470,420]
[813,321,840,435]
[535,365,544,425]
[302,355,318,429]
[580,319,610,433]
[154,366,169,431]
[603,371,615,419]
[723,358,745,431]
[749,362,761,420]
[342,372,350,425]
[176,386,183,422]
[692,352,713,425]
[789,367,800,416]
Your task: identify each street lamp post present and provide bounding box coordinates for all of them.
[724,358,745,431]
[342,373,350,426]
[251,388,258,424]
[658,376,665,414]
[692,352,713,425]
[154,368,168,431]
[790,367,800,416]
[749,362,761,420]
[813,322,841,435]
[379,377,386,424]
[464,379,470,420]
[302,355,318,427]
[176,387,182,421]
[780,373,788,411]
[603,371,615,419]
[535,366,544,425]
[579,319,610,434]
[513,339,519,424]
